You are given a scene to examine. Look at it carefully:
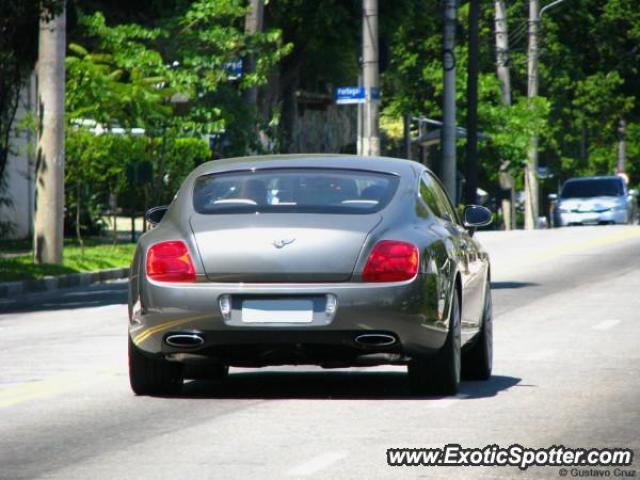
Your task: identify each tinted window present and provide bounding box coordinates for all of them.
[421,173,459,224]
[193,168,399,214]
[561,178,624,198]
[419,175,444,218]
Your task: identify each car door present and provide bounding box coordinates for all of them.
[426,173,485,340]
[419,173,476,341]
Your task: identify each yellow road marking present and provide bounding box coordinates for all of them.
[537,228,640,259]
[0,369,119,408]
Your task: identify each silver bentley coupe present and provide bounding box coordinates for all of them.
[128,155,493,396]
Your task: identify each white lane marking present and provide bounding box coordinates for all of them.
[286,452,347,477]
[429,393,469,408]
[592,319,620,331]
[525,349,555,361]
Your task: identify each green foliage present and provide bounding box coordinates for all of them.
[66,12,173,130]
[63,2,290,238]
[482,95,551,171]
[0,0,65,187]
[162,137,211,198]
[67,3,291,145]
[0,241,135,281]
[65,129,210,233]
[381,0,640,200]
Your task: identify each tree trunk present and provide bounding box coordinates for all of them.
[34,5,66,264]
[243,0,264,108]
[75,181,84,256]
[524,0,540,230]
[617,118,626,174]
[495,0,514,230]
[494,0,511,106]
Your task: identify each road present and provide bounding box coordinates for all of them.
[1,226,639,479]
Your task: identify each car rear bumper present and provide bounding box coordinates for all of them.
[130,274,448,366]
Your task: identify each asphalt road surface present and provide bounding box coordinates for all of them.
[1,226,639,479]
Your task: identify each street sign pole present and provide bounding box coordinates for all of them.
[357,74,363,155]
[524,0,540,230]
[441,0,458,202]
[465,0,479,205]
[362,0,380,156]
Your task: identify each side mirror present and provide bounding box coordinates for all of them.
[629,189,638,197]
[548,193,558,201]
[145,205,169,226]
[463,205,493,229]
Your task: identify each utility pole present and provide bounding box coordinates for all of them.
[617,118,626,174]
[524,0,540,230]
[362,0,380,156]
[441,0,457,201]
[403,113,412,160]
[243,0,264,107]
[34,4,66,265]
[495,0,515,229]
[465,0,479,205]
[357,73,363,155]
[524,0,567,230]
[495,0,511,106]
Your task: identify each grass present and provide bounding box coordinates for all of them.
[0,241,136,282]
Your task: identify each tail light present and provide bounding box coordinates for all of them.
[362,240,419,282]
[146,241,196,283]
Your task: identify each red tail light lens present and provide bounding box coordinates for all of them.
[362,240,419,282]
[146,241,196,283]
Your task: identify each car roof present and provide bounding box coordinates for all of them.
[564,175,622,183]
[191,154,422,178]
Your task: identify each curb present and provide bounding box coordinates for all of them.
[0,267,130,299]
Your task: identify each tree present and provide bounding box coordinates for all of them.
[62,2,288,242]
[34,2,66,264]
[0,0,64,238]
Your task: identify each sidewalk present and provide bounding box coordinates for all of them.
[0,267,130,299]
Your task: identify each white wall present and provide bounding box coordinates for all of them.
[0,74,36,240]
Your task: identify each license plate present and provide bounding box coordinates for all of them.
[241,299,314,323]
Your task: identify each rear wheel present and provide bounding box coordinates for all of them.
[462,279,493,380]
[128,337,183,396]
[408,288,461,396]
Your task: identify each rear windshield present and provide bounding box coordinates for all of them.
[193,168,399,214]
[561,178,624,199]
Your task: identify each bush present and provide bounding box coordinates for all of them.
[65,129,210,239]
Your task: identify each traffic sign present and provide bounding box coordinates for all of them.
[223,60,243,80]
[336,86,365,105]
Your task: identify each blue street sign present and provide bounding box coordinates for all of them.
[336,86,365,105]
[223,60,243,80]
[336,86,381,105]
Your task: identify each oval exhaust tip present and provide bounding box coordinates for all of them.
[165,334,205,348]
[354,334,396,347]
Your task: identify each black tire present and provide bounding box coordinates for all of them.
[128,337,183,396]
[408,288,461,396]
[462,279,493,380]
[184,363,229,381]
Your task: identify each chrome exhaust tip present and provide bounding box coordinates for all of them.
[165,334,205,348]
[354,334,397,347]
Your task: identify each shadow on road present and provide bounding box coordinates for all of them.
[491,281,539,290]
[178,371,521,400]
[0,281,127,314]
